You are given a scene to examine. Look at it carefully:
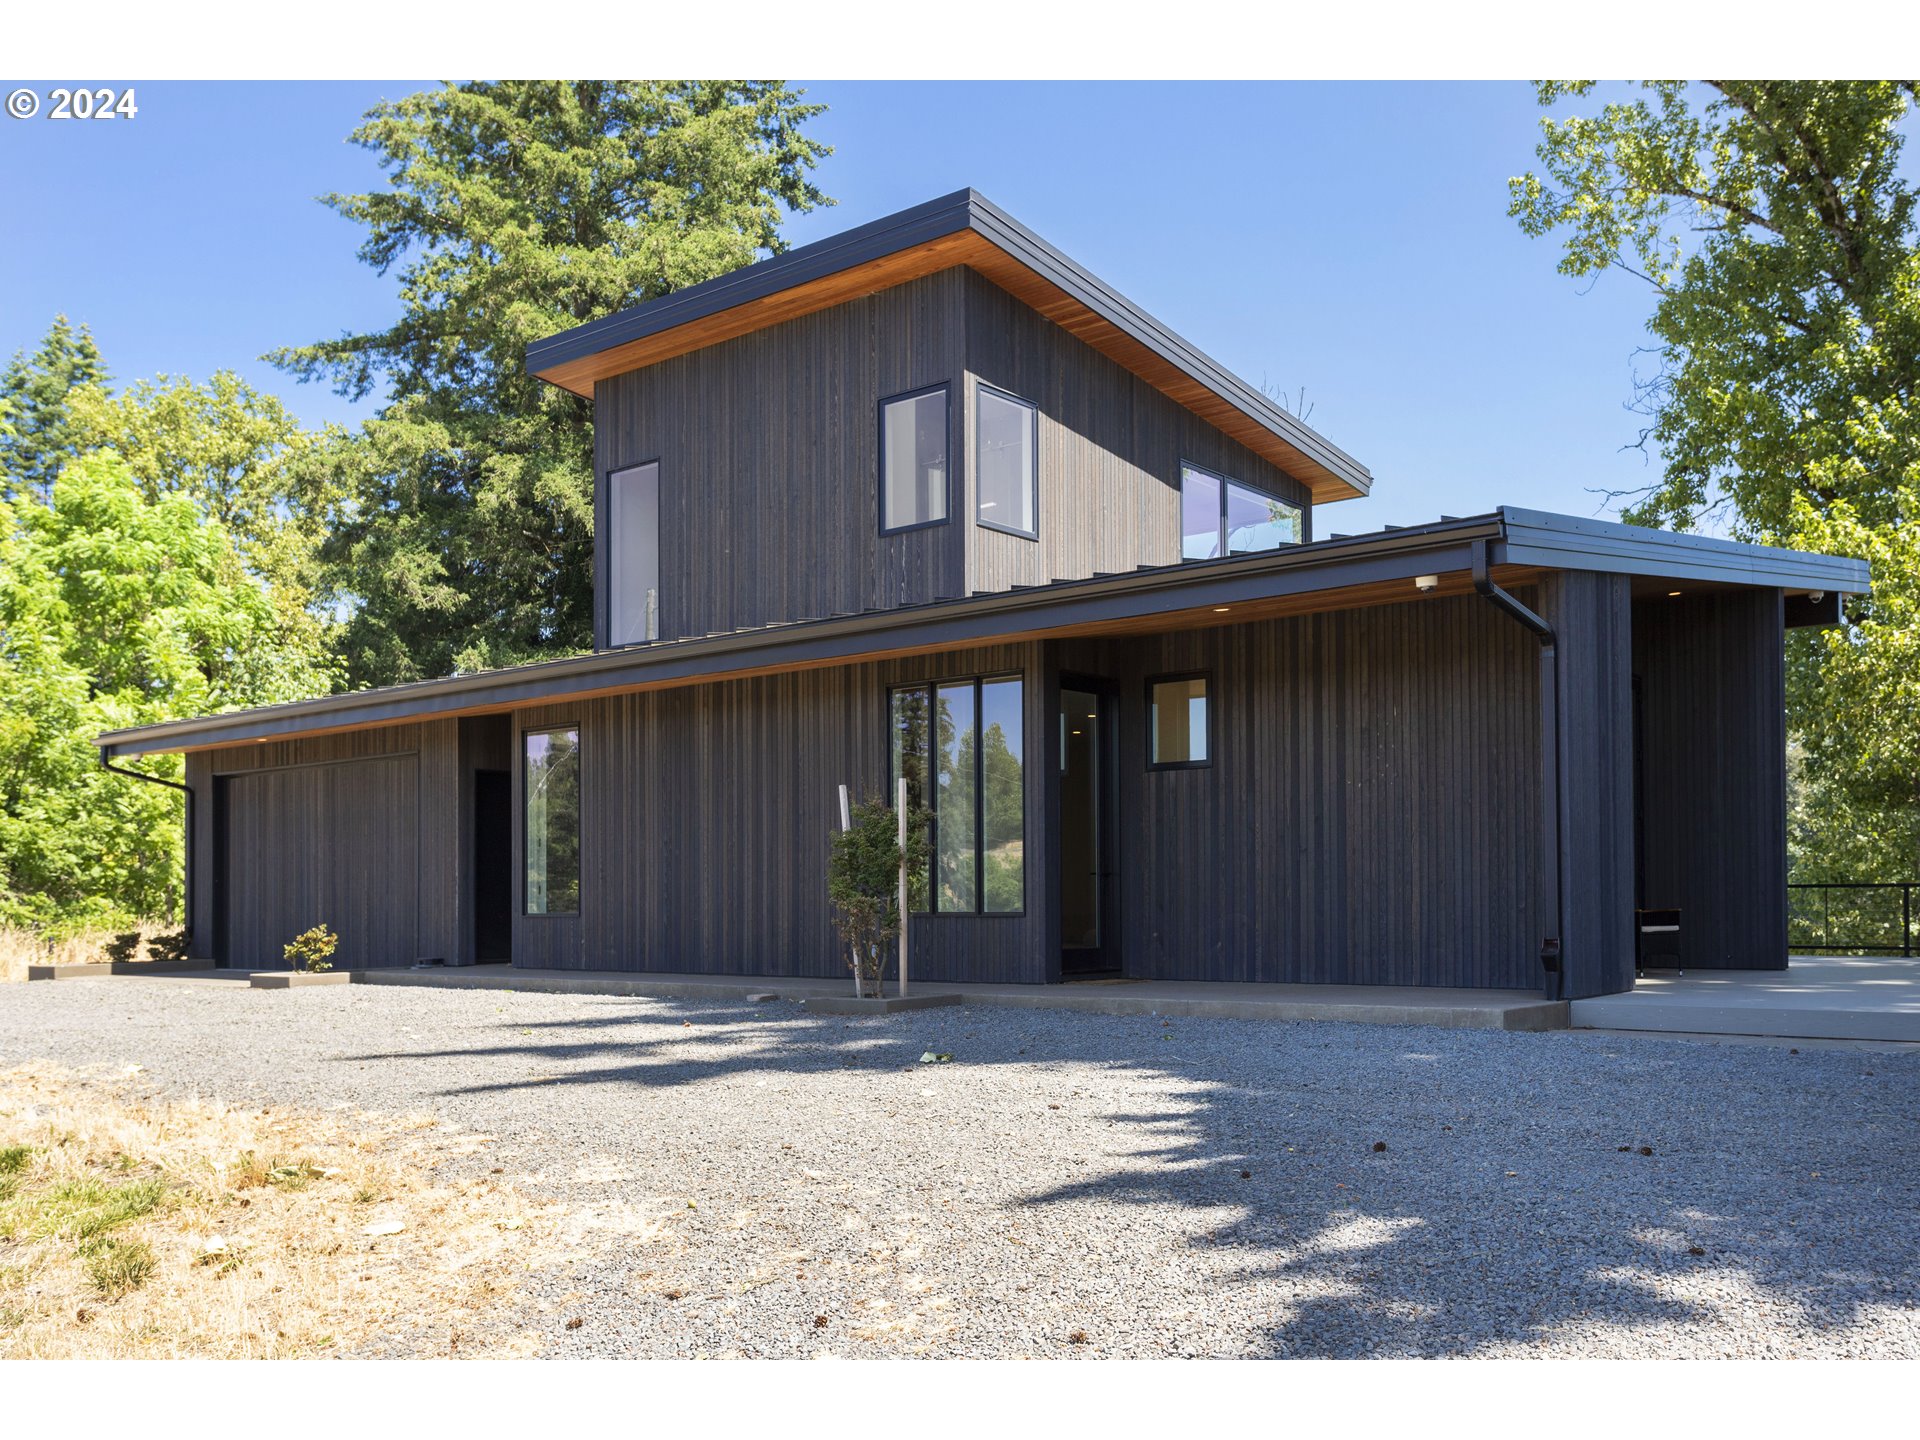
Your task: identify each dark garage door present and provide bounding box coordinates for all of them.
[219,754,420,968]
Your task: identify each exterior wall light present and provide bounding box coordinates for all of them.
[1414,574,1440,593]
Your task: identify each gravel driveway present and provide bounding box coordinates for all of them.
[4,977,1917,1358]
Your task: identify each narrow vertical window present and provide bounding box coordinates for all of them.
[934,679,977,912]
[975,385,1037,539]
[880,386,949,532]
[524,726,581,914]
[608,461,660,644]
[889,687,931,911]
[1148,675,1211,769]
[1181,464,1222,559]
[979,676,1026,912]
[889,674,1024,914]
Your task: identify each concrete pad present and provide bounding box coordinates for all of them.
[343,966,1563,1030]
[803,993,961,1015]
[1571,955,1920,1042]
[249,971,352,989]
[26,960,217,981]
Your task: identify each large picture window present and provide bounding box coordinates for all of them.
[608,461,660,644]
[880,385,949,533]
[975,385,1037,538]
[890,675,1024,914]
[524,726,581,914]
[1180,462,1302,559]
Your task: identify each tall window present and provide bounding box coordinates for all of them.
[1180,462,1302,559]
[608,461,660,644]
[880,385,949,532]
[524,726,581,914]
[975,385,1037,538]
[1148,674,1211,769]
[890,675,1024,913]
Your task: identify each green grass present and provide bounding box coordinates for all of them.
[0,1161,169,1300]
[19,1177,166,1244]
[83,1237,156,1298]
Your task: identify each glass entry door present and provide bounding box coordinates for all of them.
[1059,682,1116,975]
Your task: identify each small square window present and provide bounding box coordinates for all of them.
[880,386,949,533]
[1148,674,1210,769]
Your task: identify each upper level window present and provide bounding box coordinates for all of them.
[880,385,949,533]
[975,385,1037,539]
[1180,462,1302,559]
[608,461,660,644]
[524,726,581,915]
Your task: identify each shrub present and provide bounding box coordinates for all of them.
[283,924,338,973]
[827,794,932,998]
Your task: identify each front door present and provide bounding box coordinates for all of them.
[1059,680,1118,976]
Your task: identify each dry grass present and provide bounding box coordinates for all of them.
[0,1065,567,1358]
[0,924,186,983]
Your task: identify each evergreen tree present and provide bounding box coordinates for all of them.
[271,81,832,687]
[0,315,109,502]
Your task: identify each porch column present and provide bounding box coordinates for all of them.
[1539,571,1637,999]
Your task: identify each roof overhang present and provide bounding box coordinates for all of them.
[95,509,1869,759]
[525,189,1374,505]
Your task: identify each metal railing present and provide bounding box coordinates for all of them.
[1787,882,1916,957]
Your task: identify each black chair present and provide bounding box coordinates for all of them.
[1635,908,1682,975]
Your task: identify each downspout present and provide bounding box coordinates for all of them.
[1471,539,1564,1001]
[98,751,194,946]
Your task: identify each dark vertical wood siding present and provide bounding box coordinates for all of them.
[962,269,1314,595]
[1542,572,1638,998]
[593,271,970,648]
[1053,592,1544,988]
[191,721,462,969]
[1634,588,1788,969]
[509,643,1050,984]
[220,754,421,968]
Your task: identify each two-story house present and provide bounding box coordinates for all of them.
[97,191,1869,1000]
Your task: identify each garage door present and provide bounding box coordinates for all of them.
[219,753,420,968]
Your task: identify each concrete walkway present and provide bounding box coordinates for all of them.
[1571,955,1920,1042]
[351,967,1565,1030]
[35,962,1567,1031]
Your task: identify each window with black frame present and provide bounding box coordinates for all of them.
[975,385,1037,538]
[1180,461,1301,558]
[524,726,581,914]
[880,385,949,532]
[889,675,1024,914]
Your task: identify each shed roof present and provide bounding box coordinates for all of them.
[526,189,1374,504]
[96,508,1868,758]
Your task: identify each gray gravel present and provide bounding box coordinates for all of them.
[4,977,1918,1357]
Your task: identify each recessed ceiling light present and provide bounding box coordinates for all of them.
[1668,590,1682,597]
[1212,606,1231,613]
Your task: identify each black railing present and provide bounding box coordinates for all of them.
[1787,882,1916,957]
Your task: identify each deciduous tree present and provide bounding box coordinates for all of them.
[1510,81,1920,878]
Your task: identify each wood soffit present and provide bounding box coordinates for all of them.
[529,224,1370,505]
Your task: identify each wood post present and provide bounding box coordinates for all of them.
[897,775,909,998]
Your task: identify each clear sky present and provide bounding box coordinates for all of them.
[0,80,1665,530]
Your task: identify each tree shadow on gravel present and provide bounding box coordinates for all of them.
[335,995,1920,1357]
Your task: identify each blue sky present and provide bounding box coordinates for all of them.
[0,80,1664,529]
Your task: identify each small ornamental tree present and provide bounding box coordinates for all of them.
[827,794,932,998]
[283,924,338,973]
